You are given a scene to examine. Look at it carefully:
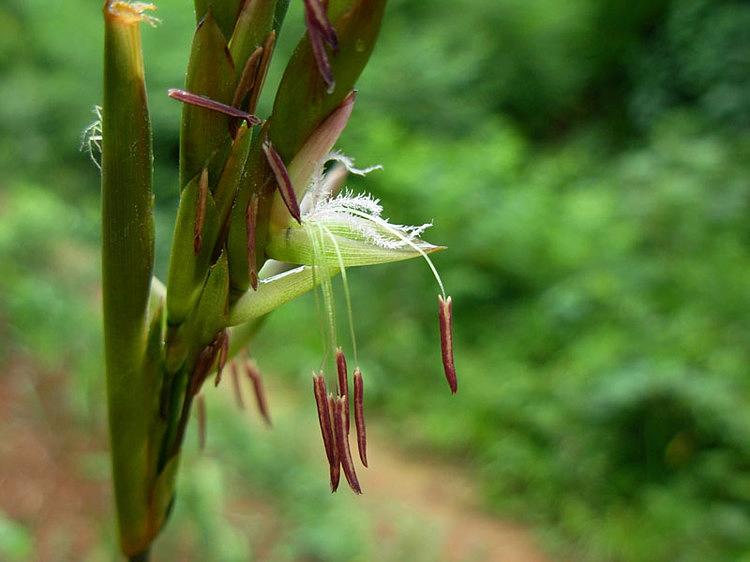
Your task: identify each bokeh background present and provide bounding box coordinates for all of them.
[2,0,750,560]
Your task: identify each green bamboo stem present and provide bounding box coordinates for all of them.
[101,1,158,556]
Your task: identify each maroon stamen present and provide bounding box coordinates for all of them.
[196,394,206,451]
[231,362,245,409]
[214,330,228,387]
[246,360,272,426]
[304,8,335,94]
[232,45,263,111]
[194,168,208,255]
[246,32,276,115]
[333,396,361,494]
[262,140,301,223]
[327,393,341,492]
[313,374,336,467]
[353,368,368,467]
[245,195,259,290]
[304,0,338,51]
[438,295,458,394]
[335,347,350,434]
[168,88,261,126]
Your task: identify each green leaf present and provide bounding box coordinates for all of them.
[179,10,236,189]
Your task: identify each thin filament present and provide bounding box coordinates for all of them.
[318,223,359,366]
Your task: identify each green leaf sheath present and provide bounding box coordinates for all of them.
[101,2,157,556]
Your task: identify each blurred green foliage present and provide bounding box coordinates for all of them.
[1,0,749,561]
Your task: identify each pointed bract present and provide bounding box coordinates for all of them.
[263,140,301,223]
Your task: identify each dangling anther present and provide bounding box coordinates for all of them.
[327,393,341,492]
[262,139,301,223]
[333,396,361,494]
[232,45,263,111]
[196,394,207,451]
[214,330,229,387]
[438,295,458,394]
[231,362,245,409]
[194,168,208,255]
[246,360,272,426]
[313,374,336,468]
[353,368,368,467]
[245,31,277,114]
[335,347,350,434]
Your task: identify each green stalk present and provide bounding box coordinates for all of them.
[101,1,157,556]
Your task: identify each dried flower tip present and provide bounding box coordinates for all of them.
[106,2,160,26]
[246,360,272,426]
[313,373,336,467]
[304,0,338,51]
[335,347,350,433]
[304,7,335,94]
[194,168,208,255]
[168,89,261,126]
[245,195,259,290]
[214,331,229,387]
[231,362,245,409]
[196,394,207,451]
[263,140,301,223]
[334,396,361,494]
[353,368,368,467]
[438,295,457,394]
[327,393,341,492]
